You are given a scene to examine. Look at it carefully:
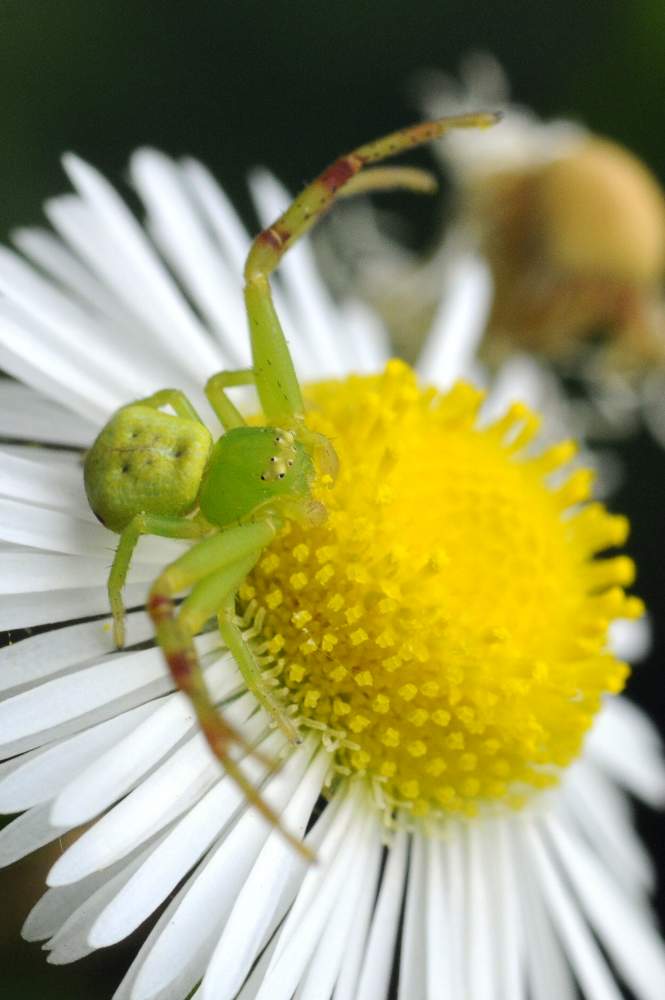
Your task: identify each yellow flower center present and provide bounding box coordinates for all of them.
[240,361,641,819]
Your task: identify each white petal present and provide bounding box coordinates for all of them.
[481,353,554,422]
[0,443,82,466]
[37,194,206,400]
[465,822,498,999]
[62,154,223,380]
[0,802,72,867]
[47,694,197,831]
[490,819,525,999]
[0,700,157,812]
[562,761,655,895]
[0,245,150,400]
[416,251,492,389]
[231,936,280,1000]
[0,304,113,422]
[0,610,153,695]
[130,149,246,366]
[336,298,390,375]
[0,645,175,757]
[0,553,153,596]
[112,864,204,1000]
[46,840,159,965]
[265,783,362,968]
[609,616,651,662]
[0,496,114,555]
[225,799,350,1000]
[295,822,382,1000]
[23,852,137,942]
[0,449,95,517]
[526,822,624,1000]
[597,696,664,752]
[89,726,285,949]
[201,748,329,1000]
[13,225,149,330]
[512,820,576,1000]
[256,804,375,1000]
[586,698,665,806]
[129,742,314,1000]
[49,693,259,885]
[0,486,187,563]
[48,650,238,830]
[331,835,382,1000]
[181,158,250,276]
[546,812,665,1000]
[398,831,427,1000]
[0,292,122,415]
[0,582,149,631]
[443,822,466,996]
[425,834,452,997]
[355,826,408,1000]
[0,377,95,446]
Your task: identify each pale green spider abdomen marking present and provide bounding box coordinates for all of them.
[198,427,315,527]
[84,405,212,533]
[83,112,499,858]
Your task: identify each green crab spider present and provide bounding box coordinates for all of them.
[84,111,498,856]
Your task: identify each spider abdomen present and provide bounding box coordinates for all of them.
[84,405,213,532]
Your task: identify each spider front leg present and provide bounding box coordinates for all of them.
[217,595,302,745]
[242,112,498,464]
[148,518,300,745]
[147,518,313,859]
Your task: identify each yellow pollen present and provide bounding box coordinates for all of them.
[354,669,373,687]
[315,565,335,585]
[242,363,639,820]
[288,663,306,684]
[291,609,312,629]
[266,588,283,609]
[373,694,391,714]
[322,632,338,652]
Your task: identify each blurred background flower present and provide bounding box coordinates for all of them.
[327,52,665,455]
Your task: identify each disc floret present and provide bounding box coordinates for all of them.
[240,361,642,819]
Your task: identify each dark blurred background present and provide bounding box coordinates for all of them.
[0,1,664,996]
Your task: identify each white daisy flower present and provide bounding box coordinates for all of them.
[0,134,664,1000]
